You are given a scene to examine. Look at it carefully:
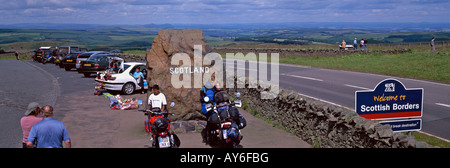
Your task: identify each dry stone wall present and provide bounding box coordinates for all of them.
[213,47,410,58]
[226,76,434,148]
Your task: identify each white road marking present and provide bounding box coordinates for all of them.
[435,103,450,108]
[236,67,257,71]
[344,84,370,90]
[280,73,323,82]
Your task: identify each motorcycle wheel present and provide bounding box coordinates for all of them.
[171,134,181,148]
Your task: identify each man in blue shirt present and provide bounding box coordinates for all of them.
[27,105,71,148]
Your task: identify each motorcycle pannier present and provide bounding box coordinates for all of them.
[208,113,220,125]
[228,106,240,121]
[214,91,230,103]
[218,106,230,120]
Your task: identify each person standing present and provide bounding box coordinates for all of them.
[364,38,368,51]
[200,82,216,144]
[26,105,71,148]
[20,102,42,148]
[353,38,358,50]
[360,38,365,51]
[340,40,346,50]
[15,50,20,60]
[430,37,436,53]
[147,85,167,112]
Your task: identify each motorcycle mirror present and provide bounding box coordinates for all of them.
[203,96,209,102]
[170,102,175,107]
[236,92,241,98]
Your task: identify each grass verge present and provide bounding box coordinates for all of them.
[406,131,450,148]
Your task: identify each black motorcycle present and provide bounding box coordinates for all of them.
[203,93,244,148]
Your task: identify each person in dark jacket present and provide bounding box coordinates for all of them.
[364,38,368,51]
[15,50,19,60]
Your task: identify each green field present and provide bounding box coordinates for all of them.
[280,49,450,83]
[218,43,450,84]
[0,28,155,51]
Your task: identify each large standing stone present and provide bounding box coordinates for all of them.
[146,29,212,121]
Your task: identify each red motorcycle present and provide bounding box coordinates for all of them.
[140,103,180,148]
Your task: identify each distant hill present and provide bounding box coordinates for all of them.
[1,22,450,31]
[0,23,104,30]
[1,22,449,51]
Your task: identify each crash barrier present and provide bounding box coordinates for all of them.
[225,76,435,148]
[213,48,410,58]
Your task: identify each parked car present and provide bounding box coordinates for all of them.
[61,52,83,71]
[33,47,53,63]
[58,46,80,55]
[56,46,80,67]
[79,54,120,77]
[76,51,109,72]
[95,62,148,95]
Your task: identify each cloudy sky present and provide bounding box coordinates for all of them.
[0,0,449,25]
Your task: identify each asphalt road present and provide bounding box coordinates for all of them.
[0,60,55,147]
[0,60,310,148]
[225,60,450,141]
[2,59,447,148]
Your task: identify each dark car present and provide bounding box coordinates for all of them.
[56,46,80,67]
[76,51,109,72]
[79,54,120,77]
[61,52,82,71]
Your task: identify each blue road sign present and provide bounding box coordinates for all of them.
[355,78,423,120]
[379,119,422,132]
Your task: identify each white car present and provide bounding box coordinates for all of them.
[95,62,148,95]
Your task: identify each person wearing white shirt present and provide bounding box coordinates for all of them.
[148,84,167,112]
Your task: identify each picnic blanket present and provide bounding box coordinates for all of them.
[103,92,139,110]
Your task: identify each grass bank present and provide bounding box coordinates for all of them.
[280,51,450,83]
[219,44,450,83]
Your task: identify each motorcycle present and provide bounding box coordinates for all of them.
[203,93,243,148]
[139,102,180,148]
[42,54,53,64]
